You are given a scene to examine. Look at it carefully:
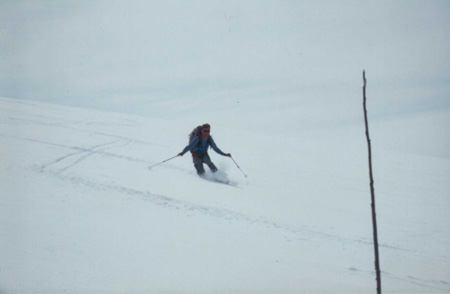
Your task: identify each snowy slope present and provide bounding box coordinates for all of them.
[1,97,449,293]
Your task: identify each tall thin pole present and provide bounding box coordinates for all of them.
[363,71,382,294]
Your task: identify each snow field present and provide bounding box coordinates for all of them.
[1,97,449,293]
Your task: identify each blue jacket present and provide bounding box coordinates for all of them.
[181,136,225,156]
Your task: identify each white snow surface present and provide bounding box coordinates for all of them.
[1,97,449,293]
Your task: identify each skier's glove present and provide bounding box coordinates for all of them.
[225,153,231,157]
[178,152,183,157]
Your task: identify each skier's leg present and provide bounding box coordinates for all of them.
[193,156,205,176]
[203,153,218,173]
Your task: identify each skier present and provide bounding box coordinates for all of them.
[178,123,231,176]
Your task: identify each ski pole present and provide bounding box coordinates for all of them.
[230,156,248,178]
[148,154,179,170]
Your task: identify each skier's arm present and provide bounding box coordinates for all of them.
[209,137,227,156]
[180,136,199,156]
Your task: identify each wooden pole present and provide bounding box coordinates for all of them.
[363,70,382,294]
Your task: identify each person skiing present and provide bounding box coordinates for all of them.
[178,123,231,176]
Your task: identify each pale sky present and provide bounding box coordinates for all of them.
[1,0,449,120]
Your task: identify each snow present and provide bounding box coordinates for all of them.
[1,96,449,293]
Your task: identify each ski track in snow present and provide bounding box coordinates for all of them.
[40,139,123,171]
[54,139,131,173]
[1,131,153,163]
[386,273,450,292]
[47,167,370,246]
